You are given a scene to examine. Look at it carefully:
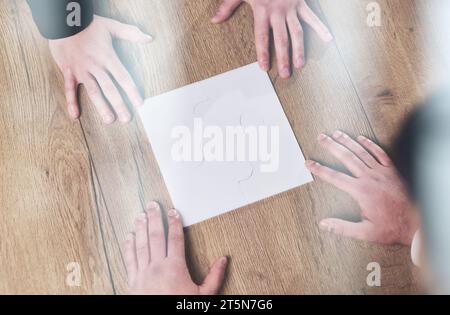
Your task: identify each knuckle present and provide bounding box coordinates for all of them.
[149,263,164,274]
[291,25,304,37]
[85,56,99,67]
[147,209,161,220]
[103,51,116,60]
[123,24,137,33]
[298,2,309,15]
[255,5,269,17]
[124,254,134,264]
[65,82,74,91]
[117,73,133,85]
[341,151,354,161]
[169,231,184,243]
[257,32,270,44]
[312,166,322,175]
[329,170,340,179]
[277,35,289,46]
[335,225,345,236]
[103,82,116,95]
[259,52,269,61]
[381,155,392,164]
[149,230,163,240]
[135,242,148,252]
[272,4,286,15]
[355,183,371,196]
[218,5,229,15]
[86,84,100,96]
[61,64,73,75]
[357,150,371,159]
[120,79,136,92]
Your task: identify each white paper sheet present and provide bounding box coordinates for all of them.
[138,63,313,226]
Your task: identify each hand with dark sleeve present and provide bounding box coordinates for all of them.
[27,0,153,124]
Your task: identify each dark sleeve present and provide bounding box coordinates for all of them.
[27,0,94,40]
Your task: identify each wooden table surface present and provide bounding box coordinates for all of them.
[0,0,447,294]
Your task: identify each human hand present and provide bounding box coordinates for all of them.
[306,131,419,246]
[49,16,152,124]
[124,202,228,295]
[211,0,333,78]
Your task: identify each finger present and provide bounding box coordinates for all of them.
[123,233,138,286]
[106,19,153,44]
[83,76,116,124]
[253,9,270,71]
[271,14,291,79]
[167,209,186,259]
[134,212,150,270]
[298,2,333,42]
[108,54,144,108]
[305,160,356,193]
[319,218,376,242]
[332,131,380,168]
[318,134,368,177]
[211,0,242,24]
[286,11,305,69]
[146,202,166,262]
[62,70,80,119]
[357,136,393,167]
[91,69,131,123]
[199,257,228,295]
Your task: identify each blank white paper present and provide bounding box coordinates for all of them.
[138,63,313,226]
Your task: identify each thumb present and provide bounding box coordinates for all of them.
[319,218,375,242]
[199,257,228,295]
[211,0,243,24]
[107,20,153,44]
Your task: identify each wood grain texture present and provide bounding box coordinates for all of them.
[0,0,443,294]
[0,0,114,294]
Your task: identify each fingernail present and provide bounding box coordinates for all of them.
[103,114,115,124]
[220,256,228,266]
[137,212,147,222]
[259,60,269,71]
[119,113,132,124]
[144,34,153,42]
[147,201,159,211]
[318,133,327,141]
[295,58,305,69]
[319,221,329,231]
[280,67,290,78]
[135,96,144,107]
[211,15,220,23]
[68,105,78,116]
[333,130,343,138]
[168,209,179,218]
[305,160,316,168]
[324,32,333,42]
[358,135,370,142]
